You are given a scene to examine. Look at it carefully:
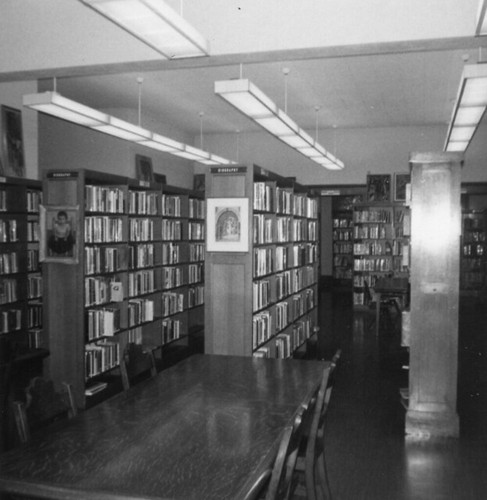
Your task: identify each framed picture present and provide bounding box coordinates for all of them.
[1,105,25,178]
[394,172,411,202]
[135,154,154,183]
[39,205,79,264]
[207,198,249,252]
[153,173,167,185]
[366,174,391,202]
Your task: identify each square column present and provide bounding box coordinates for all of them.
[406,152,463,438]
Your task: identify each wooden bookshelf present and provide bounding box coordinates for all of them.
[0,176,44,355]
[204,165,319,358]
[42,169,204,409]
[460,210,486,295]
[352,202,410,307]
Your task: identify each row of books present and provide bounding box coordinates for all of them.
[161,317,182,344]
[0,219,18,243]
[162,291,185,317]
[253,279,271,312]
[129,218,154,242]
[161,242,180,265]
[254,182,274,212]
[28,328,43,349]
[189,199,205,219]
[1,308,21,334]
[354,209,392,223]
[161,219,182,241]
[27,221,39,242]
[28,302,43,328]
[0,278,17,304]
[85,185,125,214]
[85,216,124,243]
[189,243,204,262]
[130,243,155,269]
[353,257,394,272]
[333,242,352,254]
[27,274,42,299]
[128,298,154,327]
[162,266,184,289]
[85,276,120,306]
[188,263,203,284]
[333,218,352,228]
[254,247,274,278]
[252,309,272,349]
[86,306,121,340]
[188,285,204,307]
[188,221,204,240]
[353,224,389,240]
[354,241,394,256]
[333,229,352,241]
[27,249,39,272]
[275,318,313,359]
[128,191,158,215]
[253,214,274,245]
[85,340,120,379]
[128,269,155,297]
[27,190,42,213]
[86,246,126,275]
[161,195,182,217]
[0,251,19,274]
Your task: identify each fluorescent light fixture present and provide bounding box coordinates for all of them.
[79,0,209,58]
[476,0,487,36]
[444,63,487,152]
[215,79,344,170]
[23,91,235,166]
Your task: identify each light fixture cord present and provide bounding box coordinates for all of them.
[236,130,240,163]
[239,63,243,79]
[199,112,204,149]
[283,69,290,113]
[137,77,143,127]
[53,77,57,93]
[180,0,183,16]
[315,106,320,143]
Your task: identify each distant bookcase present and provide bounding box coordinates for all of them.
[332,197,354,287]
[42,169,204,409]
[204,164,319,358]
[352,202,410,307]
[0,176,43,356]
[460,210,486,295]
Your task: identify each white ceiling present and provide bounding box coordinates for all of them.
[2,0,487,162]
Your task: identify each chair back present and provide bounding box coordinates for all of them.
[12,377,77,444]
[120,343,157,391]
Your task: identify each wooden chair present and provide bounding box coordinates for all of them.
[12,377,77,444]
[120,342,157,391]
[364,280,401,333]
[294,348,342,500]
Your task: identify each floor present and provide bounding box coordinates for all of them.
[313,289,487,500]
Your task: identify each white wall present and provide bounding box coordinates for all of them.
[196,123,487,185]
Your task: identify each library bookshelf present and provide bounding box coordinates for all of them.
[0,176,44,355]
[332,200,353,288]
[460,210,486,296]
[42,169,204,408]
[204,164,319,358]
[352,202,410,307]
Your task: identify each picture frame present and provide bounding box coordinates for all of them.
[39,205,80,264]
[366,174,391,202]
[135,154,154,183]
[1,105,25,178]
[206,198,249,252]
[394,172,411,202]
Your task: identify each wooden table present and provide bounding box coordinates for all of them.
[0,354,327,500]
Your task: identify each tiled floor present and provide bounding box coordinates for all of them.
[314,289,487,500]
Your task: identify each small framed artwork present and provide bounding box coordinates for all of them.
[394,173,411,202]
[366,174,391,202]
[1,105,25,178]
[39,205,79,264]
[207,198,249,252]
[153,173,167,185]
[135,154,154,183]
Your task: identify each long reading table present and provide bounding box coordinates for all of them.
[0,354,328,500]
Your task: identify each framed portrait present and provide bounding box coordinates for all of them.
[366,174,391,202]
[206,198,249,252]
[39,205,79,264]
[1,105,25,178]
[135,154,154,183]
[394,173,411,202]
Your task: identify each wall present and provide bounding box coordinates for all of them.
[0,81,38,179]
[196,123,487,185]
[38,109,196,189]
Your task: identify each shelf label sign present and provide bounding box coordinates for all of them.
[210,166,247,174]
[47,171,79,179]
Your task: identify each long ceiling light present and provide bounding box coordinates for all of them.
[476,0,487,36]
[78,0,209,59]
[23,91,235,166]
[444,63,487,152]
[215,79,344,170]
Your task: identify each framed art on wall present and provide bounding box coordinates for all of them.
[366,174,391,202]
[135,154,154,183]
[206,198,249,252]
[394,172,411,202]
[1,105,25,178]
[39,205,80,264]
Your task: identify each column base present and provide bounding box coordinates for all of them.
[405,409,459,438]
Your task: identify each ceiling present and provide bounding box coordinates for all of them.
[2,0,487,168]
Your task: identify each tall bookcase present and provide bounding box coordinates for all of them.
[42,169,204,408]
[0,176,44,355]
[204,165,319,358]
[460,210,486,295]
[332,198,353,288]
[352,202,411,307]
